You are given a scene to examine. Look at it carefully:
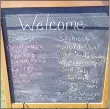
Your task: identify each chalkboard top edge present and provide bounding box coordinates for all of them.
[1,1,109,8]
[1,6,109,9]
[1,6,109,16]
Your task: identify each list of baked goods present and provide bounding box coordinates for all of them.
[1,7,109,103]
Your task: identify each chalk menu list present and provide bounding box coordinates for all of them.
[1,7,109,103]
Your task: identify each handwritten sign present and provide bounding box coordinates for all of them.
[1,6,109,103]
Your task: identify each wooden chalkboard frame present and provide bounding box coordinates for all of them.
[1,1,109,108]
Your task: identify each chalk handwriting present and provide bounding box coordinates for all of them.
[18,14,87,31]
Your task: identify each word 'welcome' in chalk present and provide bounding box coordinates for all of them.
[18,14,87,31]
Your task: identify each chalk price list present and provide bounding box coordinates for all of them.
[6,28,106,103]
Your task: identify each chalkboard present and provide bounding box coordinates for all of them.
[1,6,109,103]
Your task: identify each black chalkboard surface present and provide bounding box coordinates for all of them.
[1,6,109,103]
